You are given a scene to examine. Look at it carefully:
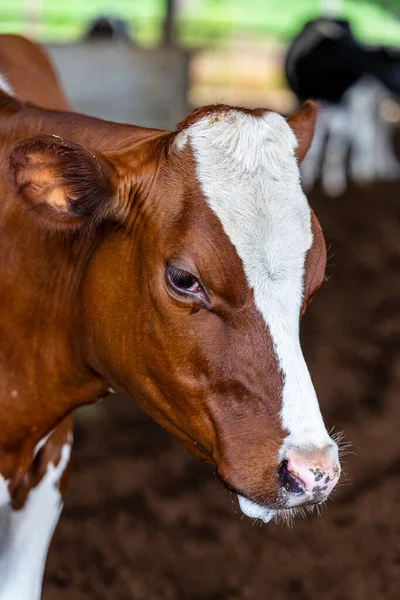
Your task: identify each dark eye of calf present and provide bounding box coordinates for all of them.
[165,264,209,306]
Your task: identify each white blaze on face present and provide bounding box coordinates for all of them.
[183,109,335,518]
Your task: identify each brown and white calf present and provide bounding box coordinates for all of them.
[0,35,341,599]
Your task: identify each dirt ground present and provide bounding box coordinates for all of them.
[42,179,400,600]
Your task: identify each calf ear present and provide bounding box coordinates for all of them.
[9,135,119,232]
[287,100,318,162]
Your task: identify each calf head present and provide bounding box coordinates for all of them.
[10,101,340,523]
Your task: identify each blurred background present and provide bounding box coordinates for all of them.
[2,1,399,598]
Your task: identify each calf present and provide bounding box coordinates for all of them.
[0,35,341,599]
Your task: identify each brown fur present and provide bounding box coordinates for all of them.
[0,36,325,516]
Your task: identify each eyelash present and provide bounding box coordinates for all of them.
[165,265,209,305]
[168,267,199,290]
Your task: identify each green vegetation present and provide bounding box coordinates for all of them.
[0,0,399,47]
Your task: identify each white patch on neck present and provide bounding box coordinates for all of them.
[186,108,334,463]
[0,73,13,96]
[0,476,10,509]
[0,443,71,599]
[32,429,55,461]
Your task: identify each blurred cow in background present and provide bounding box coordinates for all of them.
[84,16,132,43]
[286,17,400,196]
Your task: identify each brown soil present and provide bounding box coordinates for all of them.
[43,180,400,600]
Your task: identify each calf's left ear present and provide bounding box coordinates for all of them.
[287,100,318,162]
[9,135,121,232]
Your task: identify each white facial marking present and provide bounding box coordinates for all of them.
[186,108,337,520]
[0,443,71,600]
[0,74,13,96]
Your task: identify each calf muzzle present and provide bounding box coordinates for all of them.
[279,445,340,507]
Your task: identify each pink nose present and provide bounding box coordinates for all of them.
[279,446,340,506]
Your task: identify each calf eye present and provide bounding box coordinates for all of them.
[165,264,208,305]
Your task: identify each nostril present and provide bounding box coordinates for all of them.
[279,460,306,496]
